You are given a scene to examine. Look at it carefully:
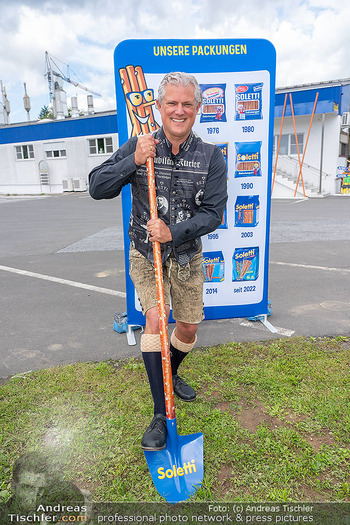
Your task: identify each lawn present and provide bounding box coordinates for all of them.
[0,335,349,503]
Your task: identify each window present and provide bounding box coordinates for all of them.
[44,141,66,159]
[45,149,66,158]
[290,133,304,155]
[274,134,304,156]
[15,145,34,160]
[88,137,113,155]
[340,142,348,157]
[278,135,289,155]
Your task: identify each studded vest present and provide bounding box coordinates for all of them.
[129,128,215,266]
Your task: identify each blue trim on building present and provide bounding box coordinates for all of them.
[274,85,345,118]
[0,113,118,145]
[1,82,349,143]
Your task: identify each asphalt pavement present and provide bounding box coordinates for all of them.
[1,193,349,380]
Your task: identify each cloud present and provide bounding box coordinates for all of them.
[1,0,350,123]
[272,3,350,86]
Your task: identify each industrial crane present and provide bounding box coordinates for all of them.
[44,51,101,118]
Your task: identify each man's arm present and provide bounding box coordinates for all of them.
[88,137,138,200]
[168,146,228,246]
[88,135,158,200]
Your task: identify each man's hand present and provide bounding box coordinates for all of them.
[147,218,172,243]
[134,134,159,166]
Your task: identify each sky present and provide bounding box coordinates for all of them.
[0,0,349,124]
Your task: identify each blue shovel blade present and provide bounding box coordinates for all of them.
[144,418,204,503]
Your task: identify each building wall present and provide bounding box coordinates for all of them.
[273,113,342,194]
[0,134,119,194]
[1,82,349,196]
[0,113,118,195]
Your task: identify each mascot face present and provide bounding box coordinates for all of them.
[119,65,160,137]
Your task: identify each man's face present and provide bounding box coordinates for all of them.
[14,471,47,511]
[156,83,201,145]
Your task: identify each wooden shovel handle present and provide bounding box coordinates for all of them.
[146,157,175,420]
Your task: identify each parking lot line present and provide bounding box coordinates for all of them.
[270,261,350,273]
[240,320,295,337]
[0,264,126,297]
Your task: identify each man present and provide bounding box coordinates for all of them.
[89,71,227,451]
[0,452,49,523]
[0,452,91,525]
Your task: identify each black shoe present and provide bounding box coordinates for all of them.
[173,375,196,402]
[141,414,167,451]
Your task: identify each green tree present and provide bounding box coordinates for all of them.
[38,106,53,120]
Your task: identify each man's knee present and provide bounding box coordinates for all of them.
[174,321,198,343]
[145,306,170,333]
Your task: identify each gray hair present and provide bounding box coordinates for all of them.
[158,72,202,106]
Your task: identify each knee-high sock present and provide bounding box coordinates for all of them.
[170,330,197,376]
[141,334,165,416]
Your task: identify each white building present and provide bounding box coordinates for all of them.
[0,78,349,197]
[272,78,350,197]
[0,111,118,194]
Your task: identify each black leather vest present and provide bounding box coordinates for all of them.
[129,128,214,266]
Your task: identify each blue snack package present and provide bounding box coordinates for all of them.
[234,195,260,227]
[235,83,263,120]
[217,143,228,228]
[219,208,228,229]
[203,251,225,282]
[232,247,259,281]
[234,141,262,178]
[200,84,227,123]
[217,143,228,176]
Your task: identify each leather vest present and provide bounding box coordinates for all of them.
[129,128,214,266]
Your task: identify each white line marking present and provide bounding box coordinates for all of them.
[240,320,295,337]
[290,198,309,204]
[270,261,350,273]
[0,265,126,298]
[273,326,296,337]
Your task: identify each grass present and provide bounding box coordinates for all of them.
[0,335,349,503]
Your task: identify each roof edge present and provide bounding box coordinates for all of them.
[276,77,350,93]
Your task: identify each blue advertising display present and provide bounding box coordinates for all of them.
[114,39,276,327]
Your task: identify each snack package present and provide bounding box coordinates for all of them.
[217,143,228,177]
[203,251,225,282]
[235,83,263,120]
[200,84,227,123]
[232,247,259,281]
[234,141,262,178]
[217,143,228,228]
[234,195,260,227]
[219,208,228,229]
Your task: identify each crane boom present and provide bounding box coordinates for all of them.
[50,68,101,97]
[45,51,101,100]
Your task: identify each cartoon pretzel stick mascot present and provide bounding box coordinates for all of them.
[119,65,160,137]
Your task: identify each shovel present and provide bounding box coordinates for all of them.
[143,156,204,504]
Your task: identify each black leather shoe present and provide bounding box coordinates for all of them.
[141,414,167,451]
[173,375,196,402]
